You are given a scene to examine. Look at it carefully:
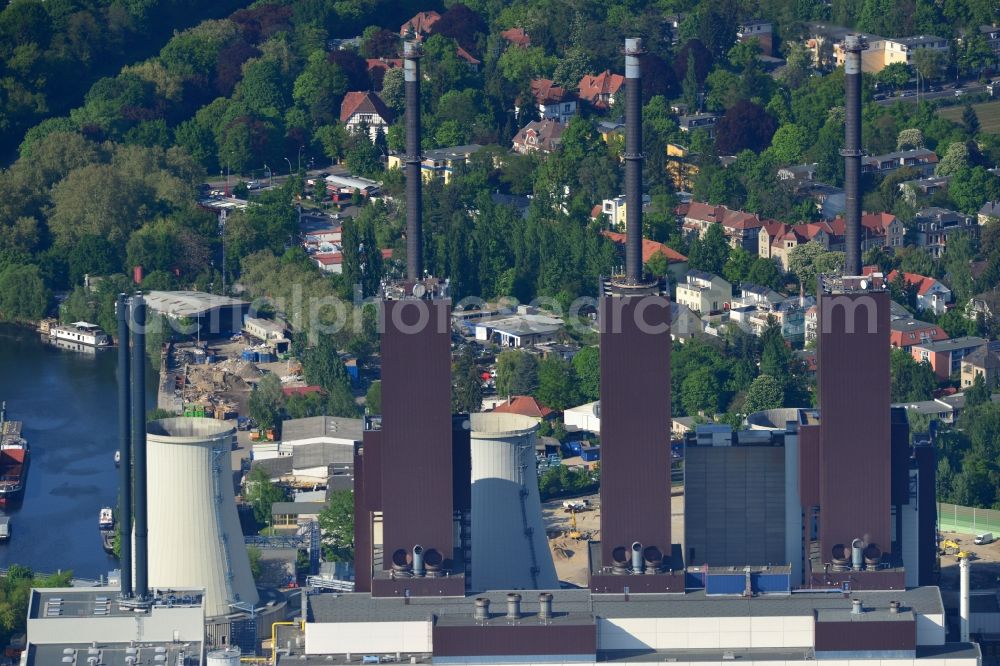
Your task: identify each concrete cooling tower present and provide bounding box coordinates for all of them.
[469,413,558,591]
[142,418,258,617]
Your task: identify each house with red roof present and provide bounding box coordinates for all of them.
[577,70,625,109]
[314,249,393,274]
[512,119,565,155]
[340,92,392,142]
[889,317,948,352]
[863,267,951,315]
[493,395,555,419]
[911,336,987,380]
[828,212,904,253]
[522,79,577,123]
[400,10,440,39]
[758,221,833,271]
[500,27,531,47]
[366,58,402,89]
[455,45,480,70]
[602,230,689,280]
[681,202,765,252]
[282,386,326,398]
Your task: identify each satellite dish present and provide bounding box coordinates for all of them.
[412,283,427,298]
[859,279,869,290]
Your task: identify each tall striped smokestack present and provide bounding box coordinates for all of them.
[842,35,863,276]
[404,40,423,281]
[129,294,149,599]
[624,38,645,284]
[117,294,132,598]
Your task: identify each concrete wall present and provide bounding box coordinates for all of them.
[596,616,814,650]
[306,621,432,655]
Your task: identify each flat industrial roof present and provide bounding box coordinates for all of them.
[31,589,204,619]
[308,586,944,624]
[144,290,248,318]
[281,416,363,444]
[272,501,326,515]
[27,642,203,666]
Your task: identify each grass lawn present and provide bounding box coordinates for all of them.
[939,99,1000,133]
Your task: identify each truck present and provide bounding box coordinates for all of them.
[0,516,11,541]
[974,532,993,545]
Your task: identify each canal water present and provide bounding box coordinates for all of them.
[0,324,155,579]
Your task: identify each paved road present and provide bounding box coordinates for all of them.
[876,83,987,106]
[204,165,347,191]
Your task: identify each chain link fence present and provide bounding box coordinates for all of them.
[938,502,1000,535]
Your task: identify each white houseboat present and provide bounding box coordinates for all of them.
[49,322,111,348]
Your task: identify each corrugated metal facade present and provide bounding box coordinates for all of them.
[817,289,891,561]
[379,299,455,576]
[685,445,785,567]
[598,293,672,567]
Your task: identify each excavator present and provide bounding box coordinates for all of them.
[566,508,588,540]
[940,538,971,560]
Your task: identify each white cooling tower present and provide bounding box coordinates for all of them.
[470,412,558,591]
[142,418,258,617]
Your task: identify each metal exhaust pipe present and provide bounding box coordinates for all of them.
[117,294,133,598]
[403,40,423,281]
[624,37,645,284]
[851,538,864,572]
[130,294,148,599]
[473,597,490,622]
[412,545,425,577]
[538,593,553,621]
[506,593,521,620]
[631,541,644,574]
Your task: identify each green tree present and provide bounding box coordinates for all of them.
[247,545,262,581]
[244,466,287,525]
[68,235,120,285]
[896,128,925,151]
[365,380,381,415]
[341,207,383,298]
[936,142,971,177]
[293,50,348,125]
[452,346,483,413]
[572,346,600,402]
[743,374,785,413]
[911,47,945,83]
[767,124,810,165]
[890,348,936,402]
[962,105,980,136]
[301,334,358,417]
[248,373,285,432]
[681,366,722,416]
[788,242,844,295]
[688,223,730,275]
[319,490,355,561]
[0,264,49,322]
[535,356,580,411]
[495,349,539,397]
[966,373,991,410]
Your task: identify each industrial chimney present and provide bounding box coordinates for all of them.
[841,35,863,276]
[403,40,423,281]
[624,37,645,284]
[129,294,149,600]
[116,294,132,599]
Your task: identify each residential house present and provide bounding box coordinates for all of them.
[899,176,950,204]
[979,201,1000,225]
[521,79,577,123]
[512,119,565,155]
[666,143,699,192]
[796,182,846,220]
[828,212,904,252]
[734,283,784,309]
[577,71,625,109]
[366,57,401,89]
[675,270,732,315]
[501,27,531,47]
[912,207,978,258]
[745,298,807,343]
[889,317,948,351]
[738,20,774,56]
[912,336,987,380]
[597,120,625,144]
[882,269,952,315]
[243,316,290,353]
[979,24,1000,59]
[599,194,651,229]
[678,113,719,136]
[670,302,704,341]
[681,202,764,252]
[862,148,938,176]
[493,395,555,419]
[324,174,381,199]
[388,144,484,184]
[967,290,1000,321]
[340,92,392,142]
[602,230,689,281]
[400,10,440,38]
[312,248,391,274]
[758,221,832,271]
[832,33,949,72]
[961,341,1000,388]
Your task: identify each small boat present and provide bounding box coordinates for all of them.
[49,322,111,348]
[0,516,10,541]
[99,507,114,531]
[114,450,121,467]
[0,403,29,507]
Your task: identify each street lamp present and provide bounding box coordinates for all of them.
[264,164,273,188]
[298,145,304,172]
[284,157,293,176]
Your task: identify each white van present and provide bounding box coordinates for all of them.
[974,532,993,545]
